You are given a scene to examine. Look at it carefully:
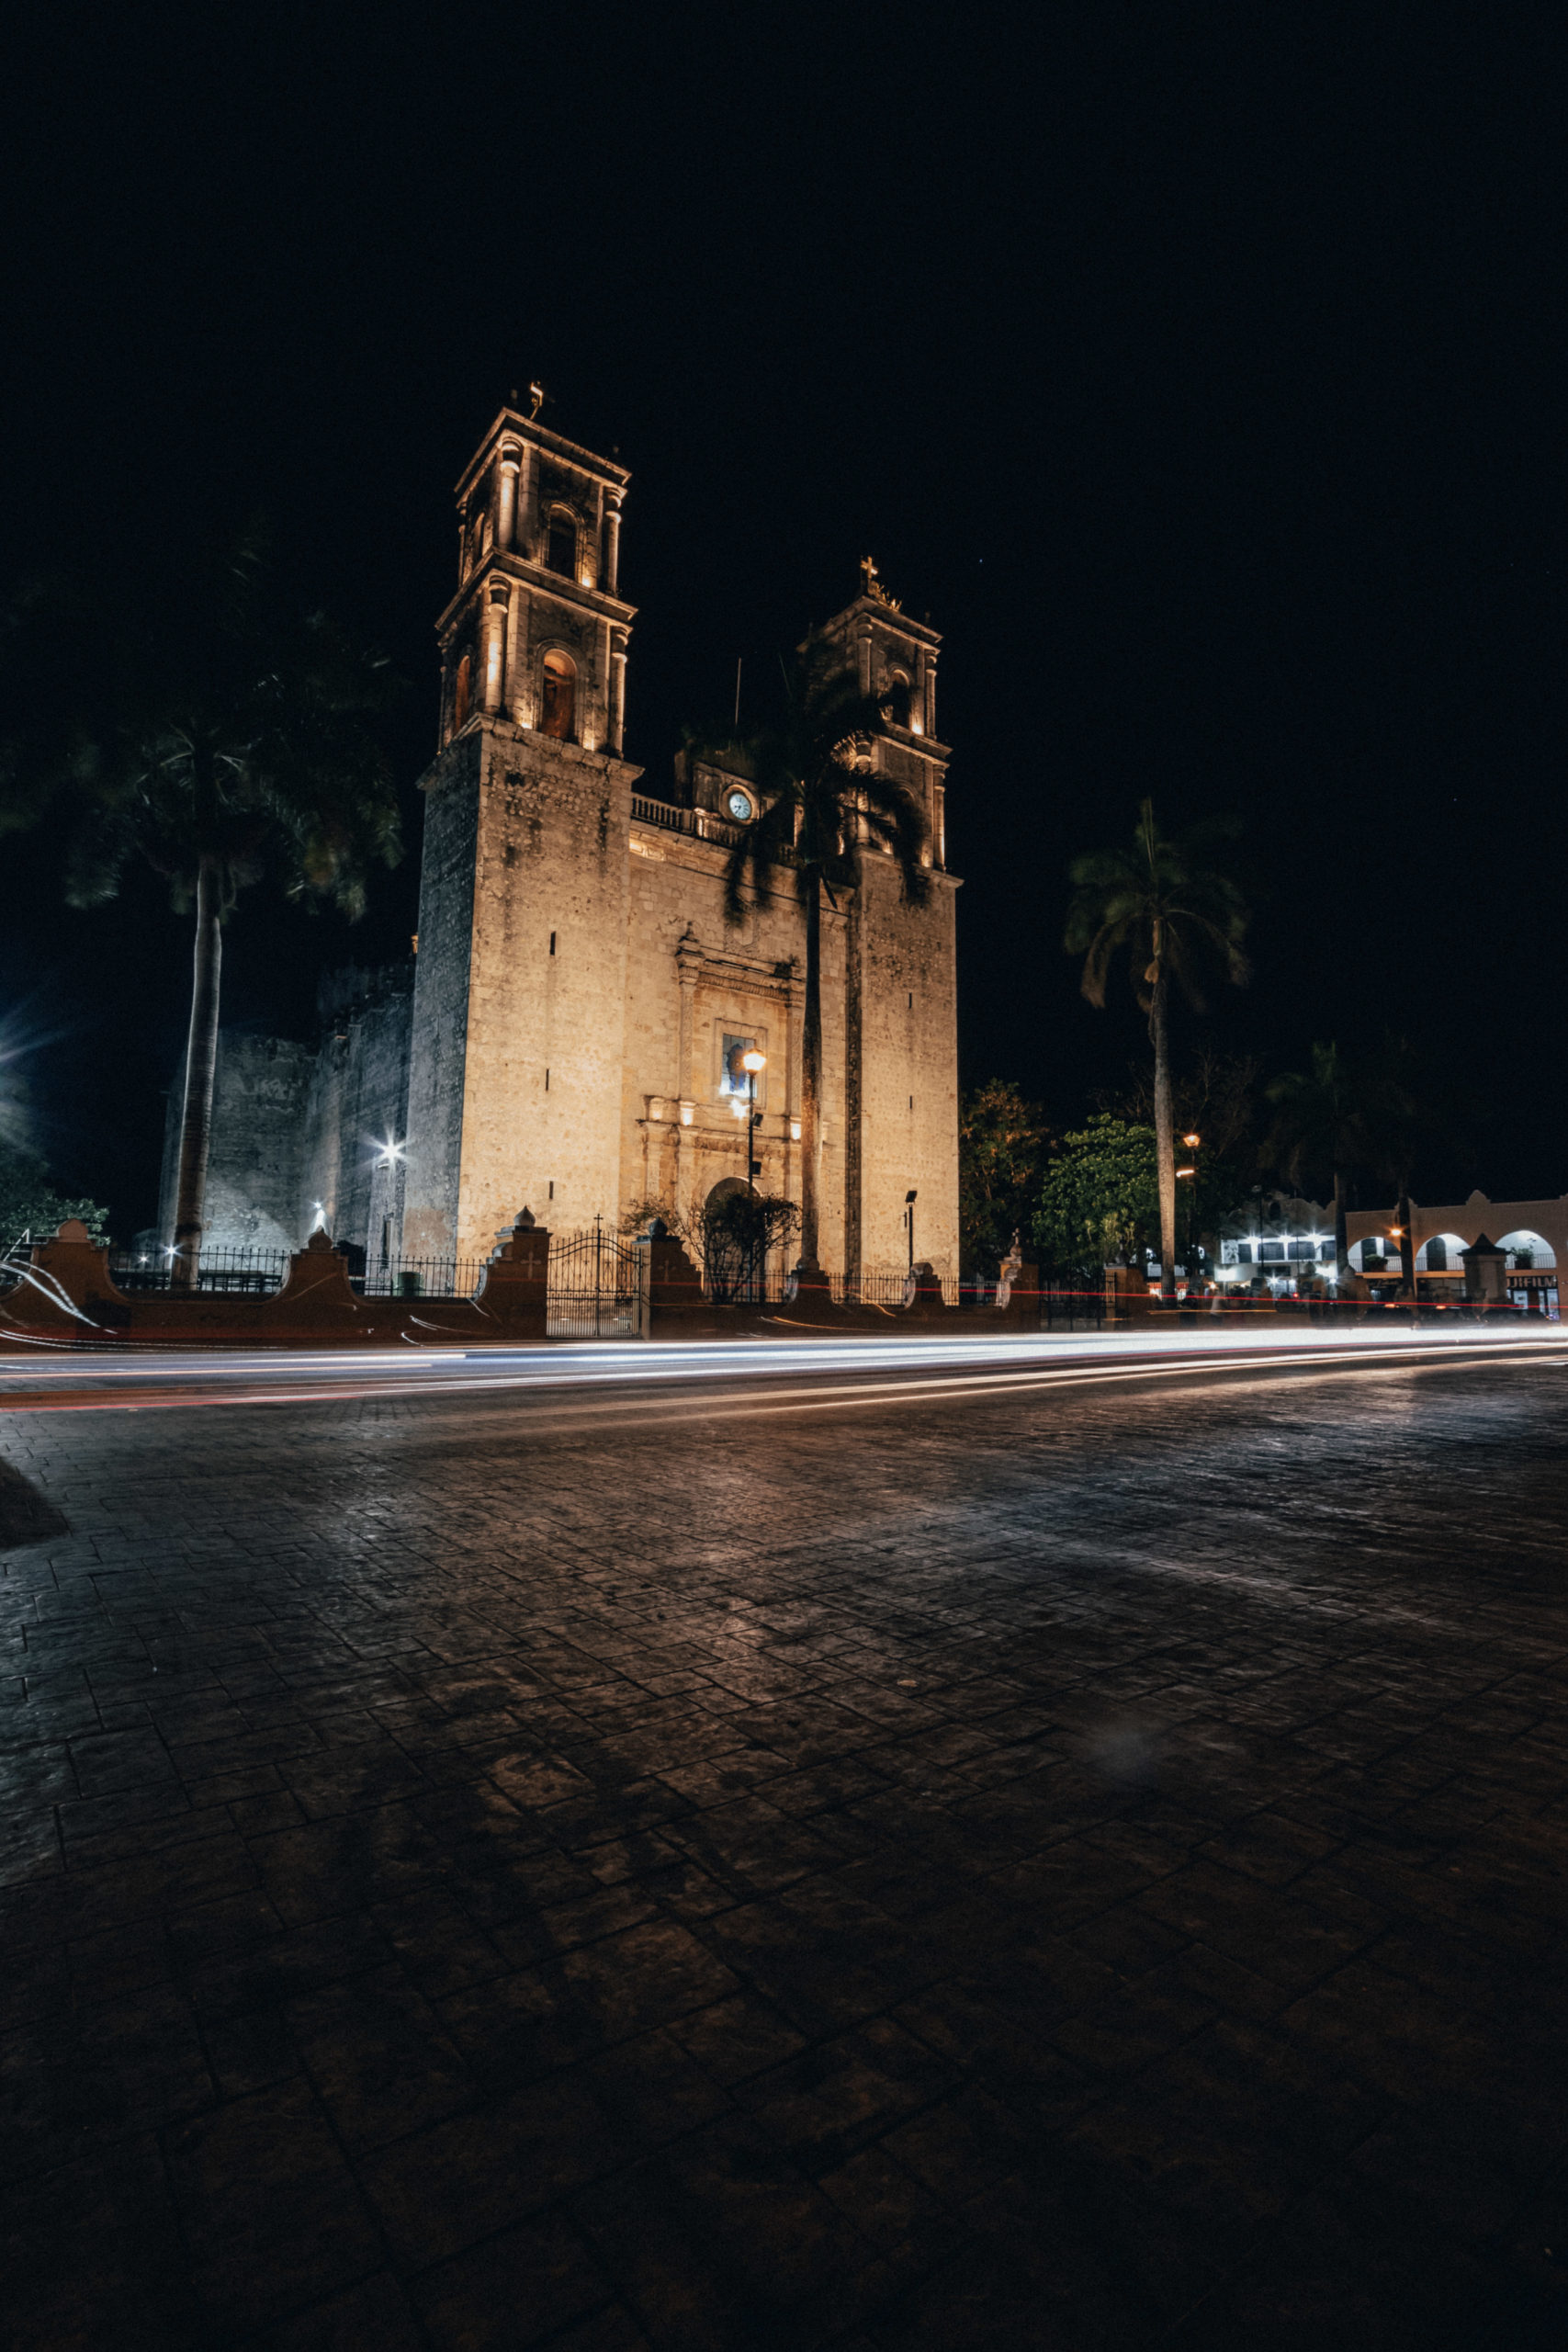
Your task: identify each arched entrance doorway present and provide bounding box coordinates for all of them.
[705,1176,791,1305]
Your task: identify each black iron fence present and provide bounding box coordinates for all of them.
[10,1227,1108,1332]
[1037,1282,1106,1330]
[825,1269,943,1308]
[108,1247,291,1295]
[355,1254,484,1300]
[547,1223,645,1339]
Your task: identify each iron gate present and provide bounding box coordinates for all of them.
[547,1223,645,1340]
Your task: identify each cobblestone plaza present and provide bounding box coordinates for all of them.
[2,1354,1566,2347]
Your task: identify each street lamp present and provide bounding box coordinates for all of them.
[905,1187,919,1271]
[741,1050,766,1195]
[1175,1134,1201,1291]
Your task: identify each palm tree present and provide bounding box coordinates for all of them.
[1359,1034,1426,1302]
[1066,799,1250,1300]
[62,536,400,1288]
[1263,1041,1366,1281]
[703,634,928,1277]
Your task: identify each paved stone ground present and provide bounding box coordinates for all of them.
[2,1358,1567,2349]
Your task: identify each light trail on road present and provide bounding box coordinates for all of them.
[0,1324,1560,1421]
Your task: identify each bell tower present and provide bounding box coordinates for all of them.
[819,563,958,1289]
[401,399,642,1261]
[437,393,632,756]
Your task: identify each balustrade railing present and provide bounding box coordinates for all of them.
[629,795,796,864]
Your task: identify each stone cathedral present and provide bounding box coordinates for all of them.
[163,401,961,1283]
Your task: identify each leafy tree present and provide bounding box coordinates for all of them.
[1066,800,1250,1297]
[1102,1047,1264,1271]
[620,1189,801,1303]
[700,1190,801,1303]
[1033,1114,1157,1282]
[620,1196,698,1248]
[1262,1041,1369,1280]
[697,634,928,1275]
[0,1143,108,1254]
[39,533,401,1290]
[1109,1048,1269,1270]
[959,1080,1053,1275]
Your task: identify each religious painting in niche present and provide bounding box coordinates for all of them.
[540,650,575,741]
[717,1032,765,1103]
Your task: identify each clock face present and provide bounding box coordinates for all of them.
[725,788,753,822]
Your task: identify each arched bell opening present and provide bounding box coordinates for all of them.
[540,650,577,741]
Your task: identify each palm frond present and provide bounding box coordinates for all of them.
[1066,797,1252,1023]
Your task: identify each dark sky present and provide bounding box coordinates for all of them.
[3,6,1562,1230]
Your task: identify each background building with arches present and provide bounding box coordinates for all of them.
[1345,1193,1563,1317]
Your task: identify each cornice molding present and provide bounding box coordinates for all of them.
[435,557,637,639]
[455,409,630,502]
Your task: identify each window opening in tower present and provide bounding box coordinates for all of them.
[547,514,576,576]
[541,651,576,741]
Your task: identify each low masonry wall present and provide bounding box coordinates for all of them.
[1,1222,1059,1352]
[0,1222,547,1352]
[638,1238,1043,1340]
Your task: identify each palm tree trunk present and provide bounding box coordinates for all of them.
[797,871,823,1274]
[170,856,222,1294]
[1150,968,1177,1300]
[1332,1166,1348,1285]
[1398,1179,1416,1305]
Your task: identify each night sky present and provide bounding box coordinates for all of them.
[3,8,1562,1233]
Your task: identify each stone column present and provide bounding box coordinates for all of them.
[608,628,629,755]
[507,586,531,725]
[496,446,520,550]
[482,582,509,714]
[676,932,702,1106]
[515,442,536,560]
[604,492,624,596]
[923,648,938,737]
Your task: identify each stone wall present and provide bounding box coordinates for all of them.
[619,823,847,1270]
[849,855,960,1278]
[429,718,639,1261]
[402,733,481,1256]
[160,1033,314,1253]
[401,716,960,1281]
[299,969,413,1252]
[161,967,412,1258]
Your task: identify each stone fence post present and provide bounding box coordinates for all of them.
[638,1222,707,1330]
[474,1209,550,1339]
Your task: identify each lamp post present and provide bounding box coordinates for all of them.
[905,1187,919,1272]
[741,1049,766,1197]
[1174,1133,1200,1295]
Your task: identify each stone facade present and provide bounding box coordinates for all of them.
[159,967,412,1262]
[169,401,961,1280]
